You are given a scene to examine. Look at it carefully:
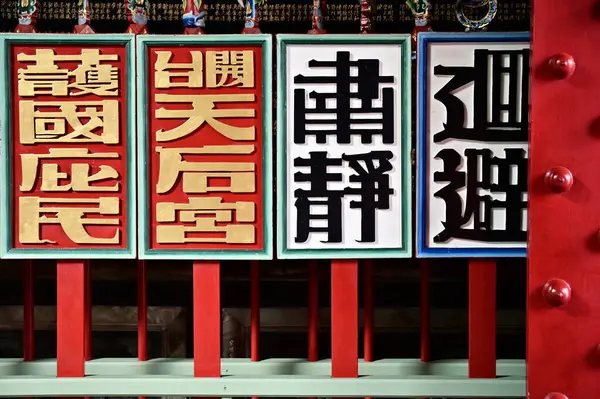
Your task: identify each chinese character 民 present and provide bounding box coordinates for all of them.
[294,150,394,243]
[156,197,255,244]
[433,148,528,243]
[293,51,395,145]
[20,148,120,192]
[18,48,119,97]
[155,145,256,193]
[155,93,256,142]
[19,100,120,144]
[19,197,120,244]
[433,49,530,143]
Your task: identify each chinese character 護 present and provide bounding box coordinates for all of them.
[18,48,119,97]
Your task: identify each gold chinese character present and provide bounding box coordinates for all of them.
[20,148,120,192]
[18,49,119,97]
[155,94,255,142]
[19,100,119,144]
[206,50,254,88]
[156,145,255,194]
[19,197,120,244]
[155,51,203,89]
[156,197,255,244]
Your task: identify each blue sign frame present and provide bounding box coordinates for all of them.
[416,31,530,258]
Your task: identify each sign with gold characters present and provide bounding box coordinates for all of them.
[0,34,136,259]
[136,35,272,260]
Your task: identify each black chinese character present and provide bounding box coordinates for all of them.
[294,152,345,244]
[433,148,527,243]
[294,150,395,244]
[433,49,530,143]
[293,51,395,145]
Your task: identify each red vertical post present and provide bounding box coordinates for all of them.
[250,261,260,361]
[138,260,148,399]
[250,261,260,399]
[193,261,221,378]
[57,261,86,378]
[468,259,496,380]
[308,261,319,362]
[84,263,92,361]
[363,260,373,363]
[138,261,148,361]
[420,259,430,363]
[331,260,358,378]
[23,260,34,361]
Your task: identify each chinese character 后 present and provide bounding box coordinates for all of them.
[433,48,530,143]
[433,148,528,243]
[18,48,120,97]
[294,150,394,244]
[206,50,254,88]
[155,50,203,89]
[20,148,120,192]
[155,93,255,142]
[156,197,255,244]
[293,51,395,145]
[155,145,255,194]
[19,197,120,245]
[19,100,119,144]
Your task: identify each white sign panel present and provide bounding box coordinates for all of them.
[276,34,412,259]
[417,32,530,258]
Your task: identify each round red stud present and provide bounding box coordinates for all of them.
[542,279,572,307]
[548,53,576,79]
[544,393,569,399]
[544,167,573,193]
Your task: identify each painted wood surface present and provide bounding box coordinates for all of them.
[528,0,600,397]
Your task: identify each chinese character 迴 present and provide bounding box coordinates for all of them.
[433,48,530,143]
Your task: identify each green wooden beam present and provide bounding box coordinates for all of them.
[0,358,525,377]
[0,375,525,397]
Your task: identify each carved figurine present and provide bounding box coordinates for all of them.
[125,0,150,34]
[359,0,375,34]
[239,0,262,34]
[183,0,205,34]
[15,0,38,33]
[406,0,432,60]
[74,0,95,33]
[308,0,326,34]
